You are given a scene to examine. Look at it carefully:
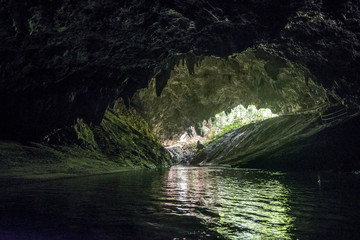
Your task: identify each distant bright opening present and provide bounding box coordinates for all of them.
[176,104,278,146]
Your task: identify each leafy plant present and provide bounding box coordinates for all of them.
[201,105,277,141]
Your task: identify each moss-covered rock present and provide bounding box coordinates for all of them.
[192,111,360,171]
[0,98,172,179]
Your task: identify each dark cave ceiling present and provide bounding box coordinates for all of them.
[0,0,359,140]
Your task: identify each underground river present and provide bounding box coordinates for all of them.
[1,166,360,239]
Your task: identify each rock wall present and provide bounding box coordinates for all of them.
[0,0,359,141]
[45,98,172,167]
[192,112,360,171]
[132,49,329,141]
[0,99,172,178]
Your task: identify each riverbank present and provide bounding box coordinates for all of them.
[0,100,173,181]
[0,141,167,181]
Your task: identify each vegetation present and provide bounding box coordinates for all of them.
[167,104,278,160]
[200,104,278,141]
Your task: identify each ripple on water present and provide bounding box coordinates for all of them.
[0,166,360,239]
[160,166,360,239]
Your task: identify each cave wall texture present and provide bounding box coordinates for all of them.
[1,0,359,142]
[132,49,329,141]
[191,113,360,170]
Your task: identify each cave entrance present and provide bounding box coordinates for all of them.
[170,104,277,147]
[131,48,329,155]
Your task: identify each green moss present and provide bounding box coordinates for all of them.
[73,118,98,150]
[86,101,172,168]
[0,98,172,180]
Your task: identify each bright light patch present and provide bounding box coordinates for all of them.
[175,104,277,145]
[201,104,278,139]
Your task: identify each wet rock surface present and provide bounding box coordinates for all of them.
[191,112,360,171]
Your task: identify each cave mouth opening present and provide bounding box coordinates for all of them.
[131,48,335,162]
[164,104,278,148]
[132,48,329,139]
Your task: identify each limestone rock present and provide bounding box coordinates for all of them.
[132,49,328,141]
[192,112,360,171]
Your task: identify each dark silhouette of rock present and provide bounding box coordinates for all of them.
[196,140,205,151]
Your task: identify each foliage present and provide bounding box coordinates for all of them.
[201,104,277,140]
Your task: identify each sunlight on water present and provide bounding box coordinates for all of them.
[162,166,294,239]
[1,166,360,239]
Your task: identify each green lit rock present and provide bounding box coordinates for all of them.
[192,112,360,171]
[0,99,172,179]
[46,98,172,168]
[132,49,329,142]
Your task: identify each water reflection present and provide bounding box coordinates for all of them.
[1,166,359,239]
[162,166,294,239]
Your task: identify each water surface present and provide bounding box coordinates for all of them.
[1,166,360,239]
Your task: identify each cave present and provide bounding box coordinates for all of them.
[1,0,360,239]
